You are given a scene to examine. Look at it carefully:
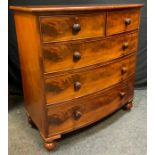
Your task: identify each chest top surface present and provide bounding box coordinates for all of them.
[10,4,144,12]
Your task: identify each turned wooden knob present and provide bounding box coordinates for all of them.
[124,18,131,25]
[120,92,126,98]
[121,67,128,74]
[73,51,81,61]
[74,81,81,91]
[123,42,129,49]
[72,23,81,33]
[73,110,82,119]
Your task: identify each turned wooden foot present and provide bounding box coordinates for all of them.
[44,141,57,151]
[123,101,133,111]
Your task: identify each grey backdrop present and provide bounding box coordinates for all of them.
[8,0,147,95]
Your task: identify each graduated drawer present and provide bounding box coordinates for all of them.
[106,8,140,36]
[47,76,134,136]
[45,53,136,105]
[43,31,138,73]
[39,13,106,43]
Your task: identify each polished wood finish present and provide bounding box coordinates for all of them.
[40,13,106,42]
[45,53,136,104]
[13,12,48,137]
[44,142,57,151]
[43,31,138,73]
[47,76,134,136]
[10,4,143,151]
[106,8,141,35]
[10,4,144,12]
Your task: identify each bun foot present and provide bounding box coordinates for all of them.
[44,142,57,151]
[123,101,133,111]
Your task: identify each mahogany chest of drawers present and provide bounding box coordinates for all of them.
[10,4,144,151]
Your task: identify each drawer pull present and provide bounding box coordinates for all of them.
[123,42,129,49]
[74,81,81,91]
[124,18,131,25]
[120,92,126,98]
[73,110,82,120]
[72,23,81,33]
[121,67,128,74]
[73,51,81,61]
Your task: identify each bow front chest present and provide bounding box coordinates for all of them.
[10,4,144,151]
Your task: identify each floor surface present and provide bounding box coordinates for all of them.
[8,90,147,155]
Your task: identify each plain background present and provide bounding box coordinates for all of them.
[8,0,147,95]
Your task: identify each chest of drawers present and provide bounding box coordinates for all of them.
[10,4,144,151]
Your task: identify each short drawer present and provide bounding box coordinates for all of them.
[39,13,106,42]
[47,76,134,136]
[43,31,138,73]
[45,53,136,105]
[106,9,140,36]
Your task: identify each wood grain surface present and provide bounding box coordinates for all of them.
[13,12,48,137]
[45,53,136,105]
[43,31,138,73]
[106,8,141,35]
[47,76,134,136]
[39,13,106,42]
[9,4,144,13]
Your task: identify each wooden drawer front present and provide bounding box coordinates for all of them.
[40,13,106,42]
[43,31,138,73]
[106,9,140,36]
[47,76,134,136]
[45,53,136,105]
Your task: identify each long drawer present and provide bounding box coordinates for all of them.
[40,13,106,43]
[45,53,136,105]
[47,76,134,136]
[43,31,138,73]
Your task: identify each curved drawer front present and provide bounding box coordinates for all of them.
[43,31,138,73]
[40,13,105,43]
[106,8,140,36]
[45,53,136,105]
[47,76,134,136]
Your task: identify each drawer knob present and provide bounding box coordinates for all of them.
[120,92,126,98]
[72,23,81,33]
[73,51,81,61]
[124,18,131,25]
[122,67,128,74]
[73,110,82,120]
[74,81,81,91]
[123,42,129,49]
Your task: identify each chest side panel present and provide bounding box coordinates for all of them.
[13,12,47,136]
